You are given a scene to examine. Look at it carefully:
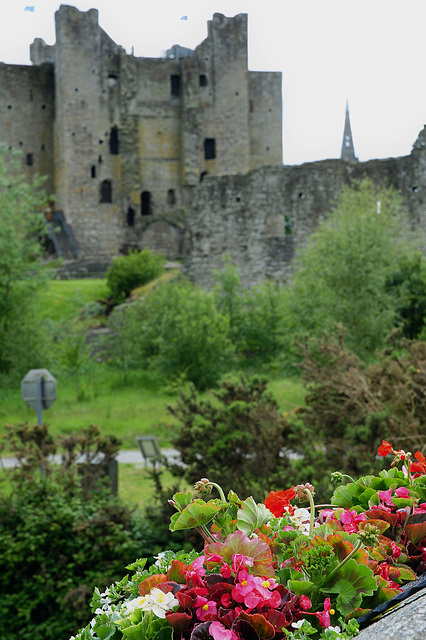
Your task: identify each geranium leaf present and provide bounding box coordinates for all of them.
[169,500,221,531]
[205,529,274,577]
[172,492,194,510]
[237,496,273,536]
[287,579,314,595]
[324,559,377,615]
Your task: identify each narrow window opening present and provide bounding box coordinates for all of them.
[141,191,152,216]
[100,180,112,203]
[299,192,306,199]
[199,74,207,87]
[200,171,208,182]
[26,153,33,166]
[41,144,45,151]
[204,138,216,160]
[170,74,181,97]
[249,100,254,113]
[127,207,135,226]
[109,126,119,155]
[98,155,102,163]
[413,186,419,193]
[7,105,12,110]
[285,216,293,235]
[167,188,176,205]
[41,104,46,110]
[91,165,96,178]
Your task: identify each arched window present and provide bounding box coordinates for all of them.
[100,180,112,203]
[167,188,176,205]
[141,191,152,216]
[127,207,135,226]
[109,126,119,155]
[204,138,216,160]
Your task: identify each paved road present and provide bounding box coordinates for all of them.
[0,448,181,468]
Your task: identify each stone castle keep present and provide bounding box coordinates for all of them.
[1,4,426,287]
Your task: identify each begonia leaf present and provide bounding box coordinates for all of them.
[153,628,173,640]
[166,560,187,584]
[169,500,221,531]
[238,611,275,640]
[405,520,426,545]
[237,496,273,536]
[165,612,192,631]
[205,529,274,577]
[190,622,213,640]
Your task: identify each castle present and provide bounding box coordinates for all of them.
[1,5,425,287]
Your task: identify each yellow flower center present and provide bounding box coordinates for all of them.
[262,580,270,588]
[241,580,248,586]
[202,604,209,610]
[329,608,335,615]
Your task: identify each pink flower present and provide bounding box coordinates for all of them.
[378,488,395,507]
[394,487,410,498]
[388,541,402,560]
[231,554,254,574]
[340,509,367,533]
[315,598,334,628]
[209,621,238,640]
[299,595,312,611]
[195,596,217,621]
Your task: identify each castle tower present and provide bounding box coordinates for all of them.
[340,101,358,162]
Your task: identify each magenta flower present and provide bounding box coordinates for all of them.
[209,621,238,640]
[195,596,217,621]
[231,553,254,574]
[315,598,334,628]
[340,509,367,533]
[378,488,395,507]
[394,487,410,498]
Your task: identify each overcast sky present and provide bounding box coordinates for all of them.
[1,0,425,165]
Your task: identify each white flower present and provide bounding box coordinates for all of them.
[122,588,178,619]
[327,626,341,634]
[290,508,312,534]
[291,619,306,629]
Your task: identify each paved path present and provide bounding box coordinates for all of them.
[0,448,181,468]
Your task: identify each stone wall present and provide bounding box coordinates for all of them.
[184,126,426,288]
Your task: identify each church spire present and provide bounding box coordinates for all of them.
[341,100,358,162]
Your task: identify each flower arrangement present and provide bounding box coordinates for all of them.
[72,442,426,640]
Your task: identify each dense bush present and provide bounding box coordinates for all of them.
[283,328,426,501]
[106,248,166,303]
[213,258,285,363]
[167,375,293,500]
[0,424,190,640]
[108,278,234,389]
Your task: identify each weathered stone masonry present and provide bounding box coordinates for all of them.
[0,5,282,261]
[0,5,425,288]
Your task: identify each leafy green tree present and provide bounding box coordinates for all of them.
[106,248,166,303]
[213,256,285,363]
[0,147,49,379]
[385,251,426,339]
[108,278,234,389]
[284,179,415,359]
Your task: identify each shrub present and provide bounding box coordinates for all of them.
[0,423,189,640]
[167,375,293,501]
[108,278,234,389]
[106,249,166,303]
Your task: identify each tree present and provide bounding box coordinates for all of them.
[0,147,49,378]
[284,179,415,359]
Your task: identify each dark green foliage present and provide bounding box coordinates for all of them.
[0,423,189,640]
[385,251,426,339]
[107,278,234,389]
[106,248,166,303]
[167,375,293,501]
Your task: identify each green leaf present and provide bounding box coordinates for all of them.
[324,558,377,615]
[169,499,221,531]
[172,491,193,510]
[237,496,273,536]
[287,579,314,595]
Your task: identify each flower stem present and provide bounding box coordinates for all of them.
[320,539,362,586]
[209,481,227,503]
[304,488,316,538]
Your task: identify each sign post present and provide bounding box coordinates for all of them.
[21,369,57,425]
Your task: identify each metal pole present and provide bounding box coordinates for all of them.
[35,376,43,425]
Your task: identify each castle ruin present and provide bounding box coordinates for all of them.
[0,5,425,288]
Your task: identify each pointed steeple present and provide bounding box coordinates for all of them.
[341,101,358,162]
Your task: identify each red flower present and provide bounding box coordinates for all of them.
[411,451,426,476]
[315,598,334,628]
[377,440,394,457]
[265,487,296,517]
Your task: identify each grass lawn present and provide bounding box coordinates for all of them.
[37,277,109,322]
